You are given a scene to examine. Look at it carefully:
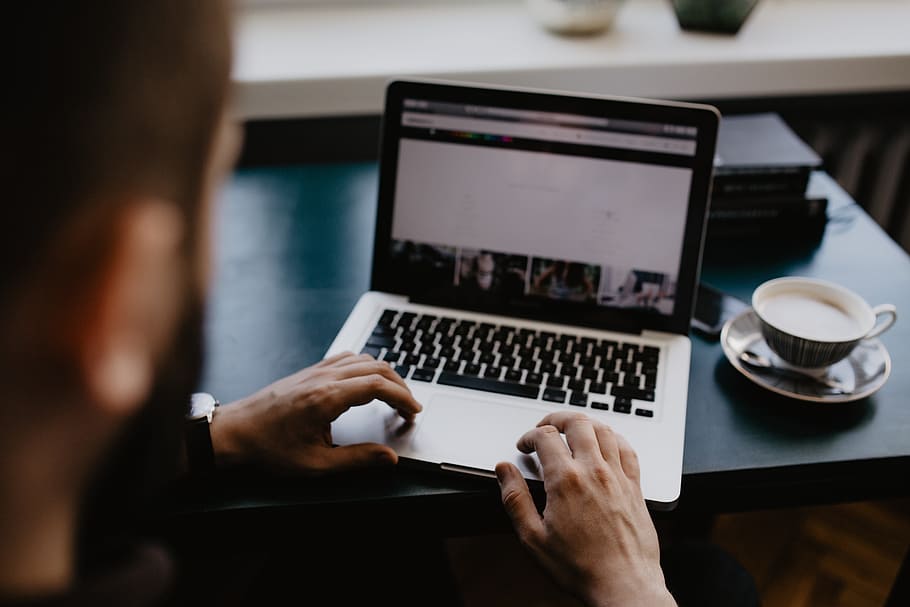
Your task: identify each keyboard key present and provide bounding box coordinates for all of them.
[613,398,632,414]
[379,310,398,326]
[394,365,411,379]
[524,372,543,386]
[423,357,442,369]
[517,345,536,360]
[619,361,637,374]
[589,381,607,394]
[437,372,541,399]
[635,408,654,418]
[591,401,610,411]
[361,345,381,358]
[404,353,422,366]
[569,391,589,407]
[505,369,523,382]
[611,386,655,402]
[411,368,435,382]
[382,350,401,363]
[463,363,481,376]
[568,379,587,392]
[371,324,395,338]
[542,388,567,403]
[443,360,461,373]
[484,366,503,379]
[518,358,537,372]
[546,375,566,389]
[636,351,659,365]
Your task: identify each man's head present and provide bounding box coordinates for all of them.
[0,0,237,569]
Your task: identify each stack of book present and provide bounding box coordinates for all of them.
[708,113,825,240]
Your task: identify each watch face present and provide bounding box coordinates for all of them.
[189,392,218,420]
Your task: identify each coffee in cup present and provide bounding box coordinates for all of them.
[752,277,896,369]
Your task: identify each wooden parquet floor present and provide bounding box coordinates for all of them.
[711,499,910,607]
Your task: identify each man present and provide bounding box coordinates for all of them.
[0,2,682,605]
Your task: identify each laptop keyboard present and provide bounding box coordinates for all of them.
[360,309,659,418]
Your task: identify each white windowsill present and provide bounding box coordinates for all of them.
[233,0,910,120]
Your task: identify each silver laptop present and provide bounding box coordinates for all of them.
[328,80,719,507]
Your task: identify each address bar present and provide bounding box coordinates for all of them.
[401,112,696,157]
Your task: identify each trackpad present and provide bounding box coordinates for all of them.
[332,399,419,452]
[420,394,546,480]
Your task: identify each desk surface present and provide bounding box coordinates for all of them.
[195,168,910,516]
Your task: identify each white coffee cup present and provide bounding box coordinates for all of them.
[526,0,625,35]
[752,277,896,369]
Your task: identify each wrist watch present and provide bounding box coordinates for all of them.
[185,392,219,475]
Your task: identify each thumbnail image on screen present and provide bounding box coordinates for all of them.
[530,258,600,304]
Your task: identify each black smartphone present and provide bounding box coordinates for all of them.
[691,282,749,338]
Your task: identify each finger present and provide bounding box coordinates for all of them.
[331,352,383,368]
[592,422,622,470]
[614,432,641,484]
[319,374,422,421]
[279,352,357,388]
[316,442,398,473]
[317,351,357,367]
[495,462,544,547]
[516,425,572,473]
[328,359,408,390]
[534,412,601,462]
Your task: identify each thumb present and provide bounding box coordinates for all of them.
[495,462,544,546]
[321,443,398,472]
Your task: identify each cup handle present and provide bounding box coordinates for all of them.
[864,304,897,340]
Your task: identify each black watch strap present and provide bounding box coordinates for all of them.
[185,393,218,476]
[185,416,216,475]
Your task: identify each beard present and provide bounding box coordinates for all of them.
[77,294,205,567]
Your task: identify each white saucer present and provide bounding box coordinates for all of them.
[720,308,891,403]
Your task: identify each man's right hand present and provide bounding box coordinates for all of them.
[495,412,677,607]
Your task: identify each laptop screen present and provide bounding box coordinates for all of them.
[375,83,717,334]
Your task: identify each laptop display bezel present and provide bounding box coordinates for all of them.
[371,80,719,336]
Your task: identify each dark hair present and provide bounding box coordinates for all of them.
[0,1,231,317]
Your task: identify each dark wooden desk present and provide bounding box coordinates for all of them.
[183,167,909,528]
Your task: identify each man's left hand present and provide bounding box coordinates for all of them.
[208,352,422,475]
